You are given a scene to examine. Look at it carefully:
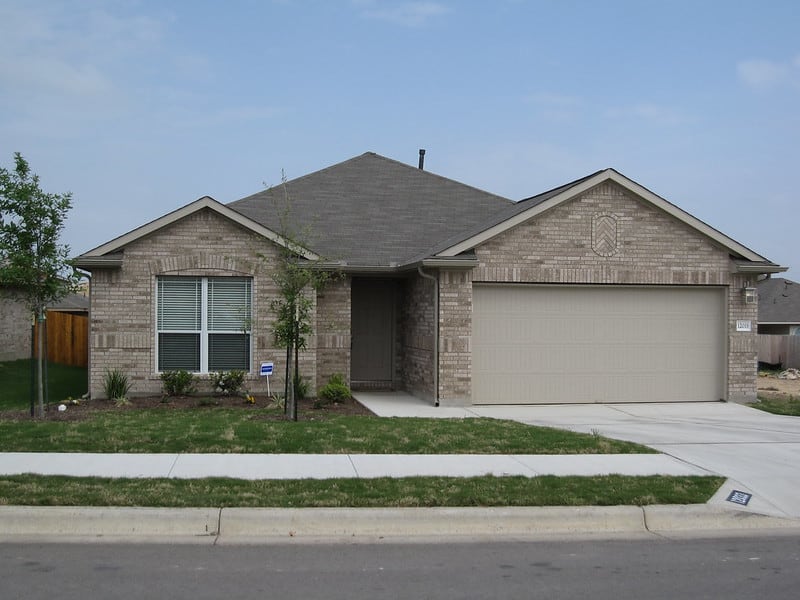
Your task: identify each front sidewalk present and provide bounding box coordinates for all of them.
[0,451,709,479]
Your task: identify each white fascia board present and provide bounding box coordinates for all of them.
[79,196,319,260]
[436,169,768,263]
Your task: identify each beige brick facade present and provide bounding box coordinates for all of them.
[315,275,352,390]
[88,208,317,399]
[0,290,31,361]
[434,181,759,404]
[398,273,436,400]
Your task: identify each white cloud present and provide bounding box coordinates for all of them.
[354,1,450,27]
[737,56,800,90]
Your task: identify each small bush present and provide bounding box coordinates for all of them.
[317,373,351,407]
[210,370,246,395]
[103,369,131,401]
[160,370,196,396]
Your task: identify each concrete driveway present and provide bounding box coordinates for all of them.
[356,393,800,519]
[470,402,800,519]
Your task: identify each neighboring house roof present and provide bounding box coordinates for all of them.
[757,278,800,324]
[74,152,785,274]
[228,152,513,267]
[48,293,89,313]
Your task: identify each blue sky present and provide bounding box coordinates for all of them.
[1,0,798,278]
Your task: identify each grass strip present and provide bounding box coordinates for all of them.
[0,475,724,508]
[752,396,800,417]
[0,411,652,454]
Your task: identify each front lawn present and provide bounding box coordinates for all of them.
[0,359,87,411]
[0,407,653,454]
[0,474,724,508]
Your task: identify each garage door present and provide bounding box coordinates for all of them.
[472,285,726,404]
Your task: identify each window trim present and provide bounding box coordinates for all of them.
[156,276,252,373]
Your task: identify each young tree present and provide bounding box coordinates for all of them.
[266,174,336,420]
[0,153,77,418]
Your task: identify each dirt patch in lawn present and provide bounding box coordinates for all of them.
[757,372,800,400]
[0,395,374,422]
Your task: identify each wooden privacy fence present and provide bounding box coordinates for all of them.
[33,311,88,368]
[758,335,800,369]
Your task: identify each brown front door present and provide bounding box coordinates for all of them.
[351,279,395,387]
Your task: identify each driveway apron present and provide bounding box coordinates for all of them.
[469,403,800,519]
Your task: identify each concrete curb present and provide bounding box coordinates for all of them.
[0,506,219,538]
[642,504,799,532]
[2,505,799,542]
[220,506,645,539]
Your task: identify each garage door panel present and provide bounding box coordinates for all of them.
[472,285,725,404]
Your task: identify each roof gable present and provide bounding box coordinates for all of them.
[76,196,318,262]
[433,168,777,268]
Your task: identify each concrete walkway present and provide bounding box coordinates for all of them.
[354,392,800,520]
[0,452,709,480]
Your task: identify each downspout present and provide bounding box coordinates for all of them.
[417,266,439,406]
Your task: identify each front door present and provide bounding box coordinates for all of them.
[351,279,395,388]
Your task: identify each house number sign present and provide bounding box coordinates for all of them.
[736,320,752,332]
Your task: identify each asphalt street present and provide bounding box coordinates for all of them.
[2,535,799,599]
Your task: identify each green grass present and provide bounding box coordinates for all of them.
[0,409,653,454]
[0,359,87,410]
[752,396,800,416]
[0,474,724,508]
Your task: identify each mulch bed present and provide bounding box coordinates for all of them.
[0,395,375,422]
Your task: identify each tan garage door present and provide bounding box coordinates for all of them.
[472,285,726,404]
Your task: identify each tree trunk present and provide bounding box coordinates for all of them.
[36,307,45,418]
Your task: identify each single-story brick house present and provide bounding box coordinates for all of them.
[74,152,786,404]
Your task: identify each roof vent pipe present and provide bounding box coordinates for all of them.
[418,148,426,170]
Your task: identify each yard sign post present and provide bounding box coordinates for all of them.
[260,361,274,396]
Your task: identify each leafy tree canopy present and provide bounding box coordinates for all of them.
[0,152,77,313]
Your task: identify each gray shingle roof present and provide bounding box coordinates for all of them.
[227,152,513,267]
[758,278,800,324]
[409,170,604,263]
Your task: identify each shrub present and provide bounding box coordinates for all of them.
[210,370,246,396]
[317,373,351,406]
[103,369,131,401]
[160,370,196,396]
[294,376,310,400]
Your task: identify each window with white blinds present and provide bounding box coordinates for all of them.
[157,276,251,372]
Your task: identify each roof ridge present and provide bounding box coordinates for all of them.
[229,151,515,207]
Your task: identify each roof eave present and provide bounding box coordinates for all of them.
[734,262,788,275]
[72,254,124,269]
[77,196,319,261]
